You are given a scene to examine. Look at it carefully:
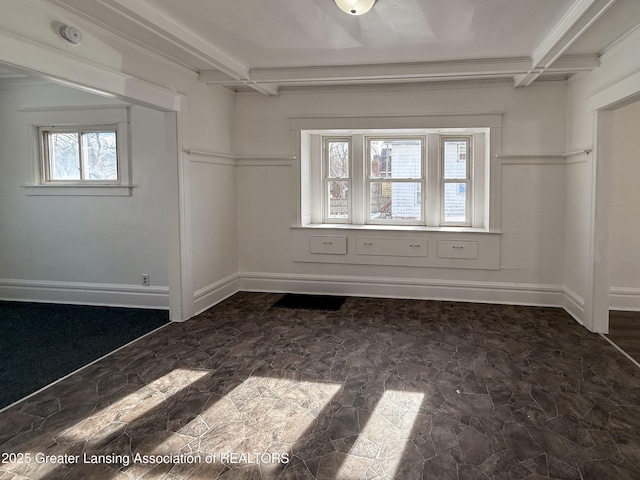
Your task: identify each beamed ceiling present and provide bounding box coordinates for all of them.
[45,0,640,95]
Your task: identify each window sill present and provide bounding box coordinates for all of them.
[292,224,500,234]
[22,184,134,197]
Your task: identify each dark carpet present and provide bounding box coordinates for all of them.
[273,293,347,311]
[0,301,169,409]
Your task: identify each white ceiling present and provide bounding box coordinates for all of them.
[40,0,640,94]
[145,0,574,67]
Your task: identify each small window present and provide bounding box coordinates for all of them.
[40,126,119,183]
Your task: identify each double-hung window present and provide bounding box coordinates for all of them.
[440,137,472,225]
[324,137,351,222]
[367,137,424,224]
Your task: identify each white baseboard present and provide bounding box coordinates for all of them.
[237,271,565,307]
[0,278,169,309]
[3,274,593,323]
[610,286,640,311]
[193,273,240,316]
[562,287,585,325]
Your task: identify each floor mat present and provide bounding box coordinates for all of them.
[272,293,347,311]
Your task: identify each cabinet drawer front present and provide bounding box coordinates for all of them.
[310,236,347,254]
[356,237,428,257]
[437,240,479,259]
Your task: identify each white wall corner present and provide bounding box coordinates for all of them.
[192,273,240,317]
[562,287,585,325]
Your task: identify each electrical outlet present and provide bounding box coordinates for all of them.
[141,274,150,286]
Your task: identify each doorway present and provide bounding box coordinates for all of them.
[604,99,640,364]
[0,62,183,320]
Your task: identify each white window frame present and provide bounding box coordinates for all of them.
[439,136,472,227]
[295,114,500,232]
[365,136,426,225]
[311,130,484,228]
[322,136,352,223]
[22,106,132,197]
[39,124,120,185]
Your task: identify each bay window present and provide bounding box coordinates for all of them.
[311,129,486,228]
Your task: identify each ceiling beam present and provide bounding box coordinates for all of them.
[47,0,609,94]
[47,0,279,96]
[251,58,533,84]
[514,0,616,87]
[544,54,600,72]
[199,55,599,90]
[200,58,533,87]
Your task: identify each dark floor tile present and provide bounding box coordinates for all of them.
[1,293,639,479]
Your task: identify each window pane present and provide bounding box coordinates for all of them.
[327,180,349,219]
[82,131,118,180]
[369,139,421,179]
[327,140,349,178]
[370,182,421,220]
[49,132,80,180]
[443,140,468,179]
[443,182,467,223]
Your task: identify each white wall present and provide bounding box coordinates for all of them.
[565,28,640,329]
[609,100,640,310]
[0,0,239,319]
[0,81,169,307]
[183,86,239,316]
[4,0,637,322]
[234,83,568,304]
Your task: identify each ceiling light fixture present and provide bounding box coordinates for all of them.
[333,0,377,16]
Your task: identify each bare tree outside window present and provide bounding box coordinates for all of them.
[326,139,350,219]
[50,132,80,180]
[43,127,118,182]
[83,131,117,180]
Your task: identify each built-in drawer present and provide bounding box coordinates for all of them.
[437,240,479,259]
[356,237,428,257]
[309,235,347,254]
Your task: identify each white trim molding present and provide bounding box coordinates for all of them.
[0,278,169,309]
[515,0,613,87]
[0,27,186,111]
[185,149,295,167]
[193,273,240,316]
[587,69,640,112]
[609,287,640,311]
[22,184,134,196]
[563,287,585,325]
[237,271,564,308]
[200,54,599,93]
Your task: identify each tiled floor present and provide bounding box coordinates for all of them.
[1,292,640,479]
[608,311,640,364]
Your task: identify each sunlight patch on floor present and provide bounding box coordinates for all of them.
[335,390,424,479]
[58,368,211,443]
